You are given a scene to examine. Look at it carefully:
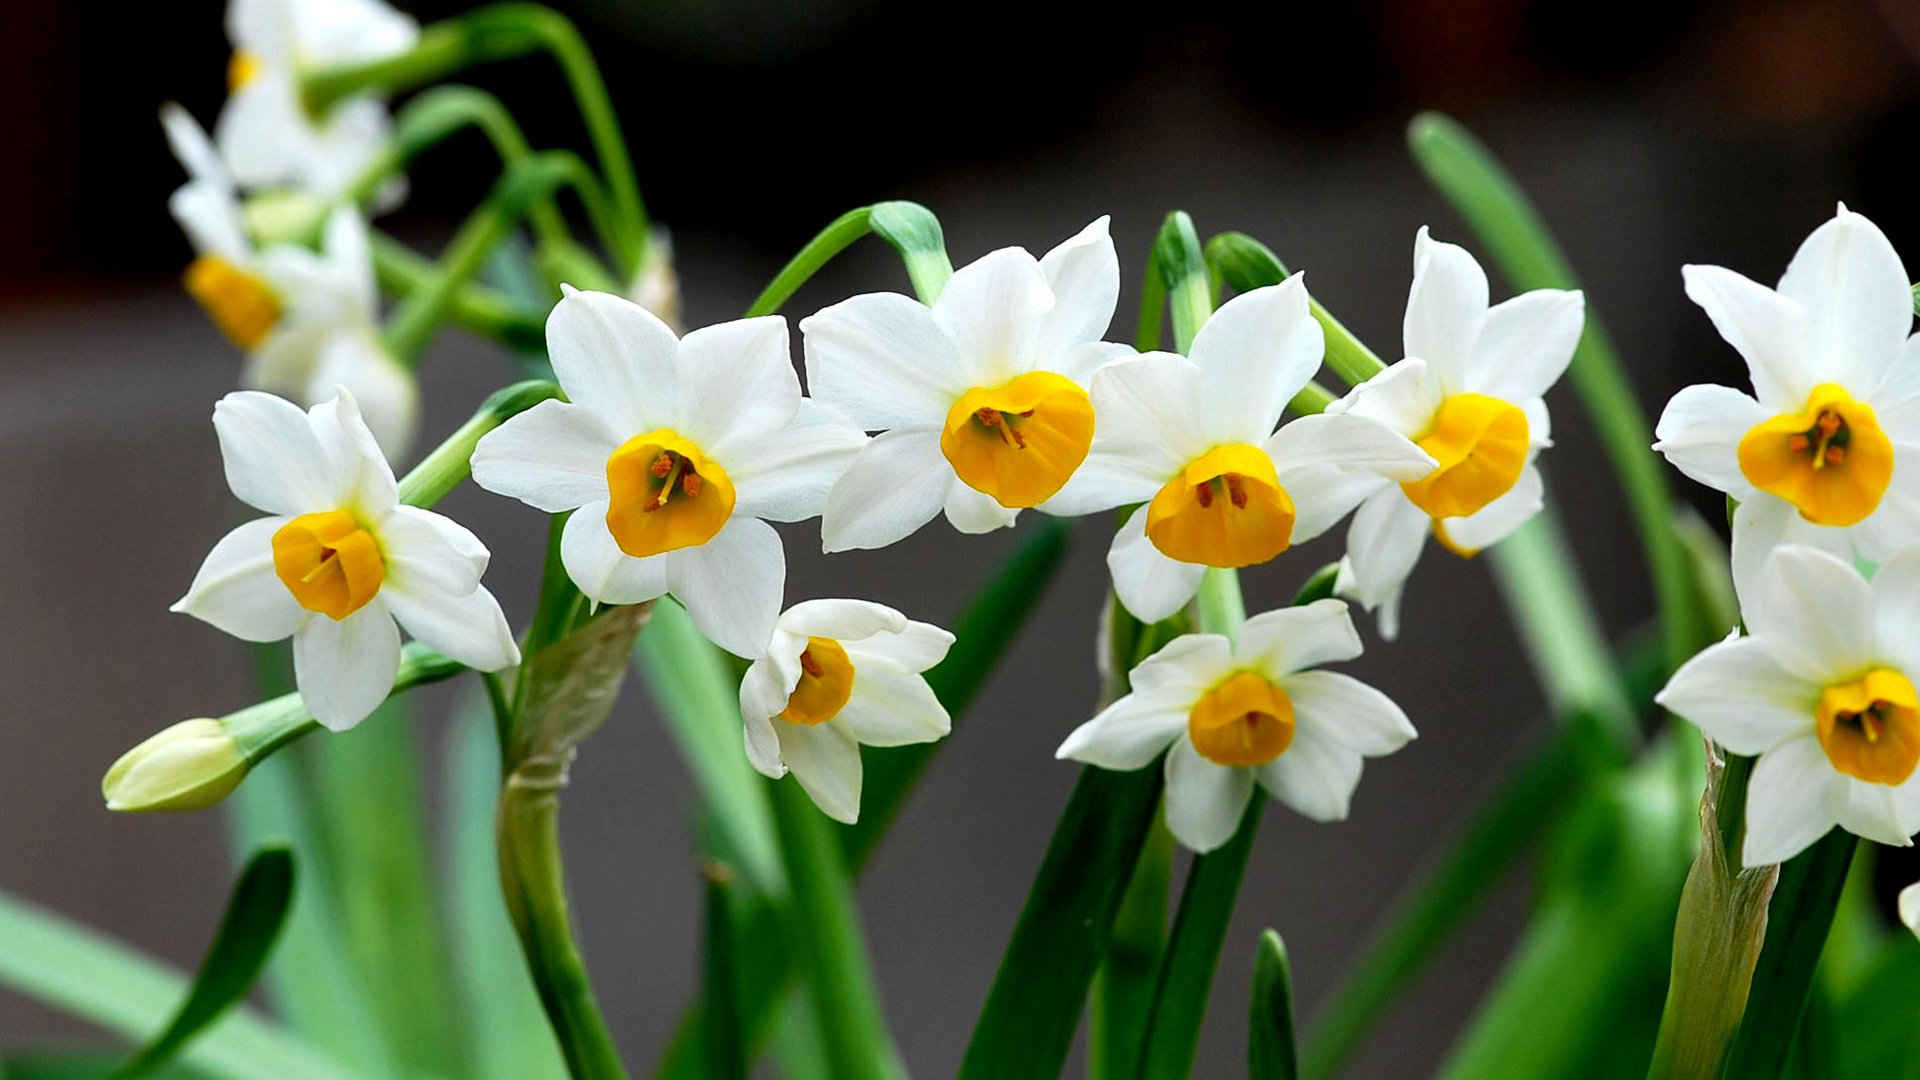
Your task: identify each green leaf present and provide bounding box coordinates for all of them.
[1089,816,1174,1079]
[1829,935,1920,1076]
[116,848,295,1078]
[5,1053,212,1080]
[1723,830,1858,1076]
[700,868,747,1080]
[1249,930,1299,1080]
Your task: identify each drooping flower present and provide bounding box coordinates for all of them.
[471,288,868,657]
[174,389,519,731]
[164,105,417,457]
[1654,205,1920,604]
[1328,228,1583,638]
[1045,276,1437,623]
[1656,544,1920,866]
[1057,599,1416,852]
[738,599,954,822]
[215,0,418,201]
[799,217,1126,550]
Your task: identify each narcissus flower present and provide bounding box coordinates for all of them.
[1046,277,1436,623]
[1654,205,1920,604]
[1058,599,1415,852]
[1329,228,1583,638]
[1657,544,1920,866]
[800,217,1125,550]
[174,389,519,731]
[738,600,954,822]
[215,0,418,201]
[471,289,867,657]
[164,105,418,457]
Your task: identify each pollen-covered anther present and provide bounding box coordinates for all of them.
[1816,667,1920,785]
[941,372,1094,507]
[1146,445,1295,568]
[780,637,855,726]
[1738,383,1892,526]
[605,429,736,557]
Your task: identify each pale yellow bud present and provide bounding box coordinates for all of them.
[628,229,682,334]
[102,719,247,812]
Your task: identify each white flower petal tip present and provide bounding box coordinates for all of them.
[1900,882,1920,938]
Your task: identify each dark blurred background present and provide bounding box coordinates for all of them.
[6,0,1920,1075]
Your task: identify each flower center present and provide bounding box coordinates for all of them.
[940,372,1095,508]
[272,510,385,620]
[1737,383,1892,527]
[1400,393,1529,520]
[1815,668,1920,785]
[605,429,736,558]
[1145,443,1295,568]
[228,50,263,91]
[779,637,856,726]
[1188,671,1296,767]
[184,256,282,351]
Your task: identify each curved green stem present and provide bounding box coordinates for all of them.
[1203,231,1385,386]
[369,234,545,351]
[395,379,564,506]
[383,85,569,253]
[745,201,953,316]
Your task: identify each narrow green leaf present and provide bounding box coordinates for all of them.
[1089,816,1174,1079]
[1249,930,1299,1080]
[1723,830,1858,1076]
[700,867,747,1080]
[6,1053,211,1080]
[1829,935,1920,1076]
[116,848,296,1078]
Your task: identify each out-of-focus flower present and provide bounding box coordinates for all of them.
[800,217,1125,550]
[628,228,682,333]
[1657,544,1920,866]
[738,599,953,822]
[1046,277,1435,623]
[1329,228,1583,638]
[173,389,519,731]
[1655,205,1920,605]
[471,288,867,657]
[1057,600,1416,852]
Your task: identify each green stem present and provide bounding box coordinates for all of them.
[1202,232,1385,386]
[1194,568,1247,640]
[1090,816,1174,1080]
[745,201,954,316]
[383,85,569,253]
[1287,382,1338,416]
[370,235,544,351]
[394,379,563,507]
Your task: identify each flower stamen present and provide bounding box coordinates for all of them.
[605,430,736,557]
[1816,668,1920,784]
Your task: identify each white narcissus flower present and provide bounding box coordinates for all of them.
[1044,276,1437,623]
[1057,599,1416,852]
[216,0,417,202]
[1327,228,1583,638]
[800,217,1126,550]
[471,288,868,657]
[164,105,418,459]
[1656,544,1920,867]
[1654,205,1920,605]
[173,389,519,731]
[738,600,954,823]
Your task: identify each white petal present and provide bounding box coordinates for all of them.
[213,390,336,515]
[1275,464,1392,545]
[742,708,786,779]
[832,655,950,746]
[1331,358,1442,440]
[308,334,416,463]
[379,504,487,589]
[1900,882,1920,937]
[1832,777,1910,849]
[1341,486,1430,613]
[1108,506,1207,622]
[228,0,295,59]
[844,619,954,673]
[171,517,303,642]
[1681,264,1811,412]
[1283,671,1416,756]
[1653,384,1766,496]
[726,398,868,523]
[1255,724,1364,823]
[1163,738,1255,853]
[1129,633,1233,697]
[1055,691,1189,770]
[1849,449,1920,566]
[169,182,249,265]
[775,722,863,824]
[800,293,967,430]
[1654,634,1815,754]
[945,482,1021,534]
[470,399,618,514]
[675,315,802,460]
[215,76,305,190]
[1871,546,1920,675]
[560,501,670,606]
[384,580,519,671]
[668,517,785,658]
[1870,331,1920,434]
[1523,397,1553,450]
[1742,734,1843,867]
[932,247,1053,384]
[544,287,680,437]
[1041,438,1166,517]
[1050,340,1135,389]
[321,208,377,318]
[1777,207,1913,397]
[293,599,401,732]
[1265,413,1435,480]
[1032,216,1119,362]
[1403,228,1489,393]
[778,598,907,641]
[1436,464,1543,554]
[1083,354,1211,478]
[307,387,396,515]
[1747,544,1875,683]
[161,103,228,188]
[1235,599,1363,678]
[1188,276,1324,443]
[1727,496,1854,619]
[741,634,807,726]
[1471,289,1584,401]
[820,427,951,552]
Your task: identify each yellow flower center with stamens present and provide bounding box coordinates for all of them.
[1145,444,1295,568]
[272,510,385,620]
[940,372,1095,508]
[1738,383,1892,527]
[1815,668,1920,785]
[779,637,856,726]
[1401,393,1529,520]
[228,51,263,91]
[1188,671,1296,767]
[605,429,735,557]
[184,257,282,351]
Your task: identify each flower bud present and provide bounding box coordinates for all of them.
[102,719,247,812]
[241,190,330,247]
[627,229,681,334]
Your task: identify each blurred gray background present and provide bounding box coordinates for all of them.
[7,0,1920,1075]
